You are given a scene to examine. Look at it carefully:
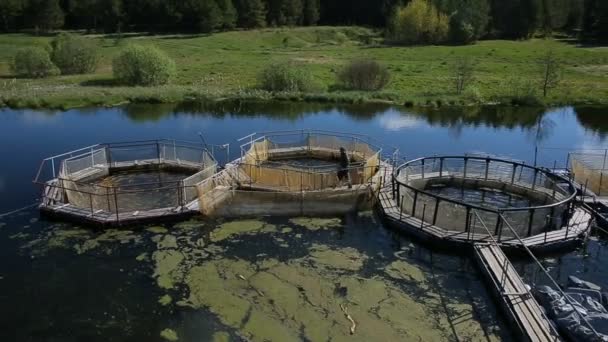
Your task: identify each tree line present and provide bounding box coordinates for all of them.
[0,0,606,42]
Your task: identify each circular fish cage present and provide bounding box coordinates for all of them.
[390,156,581,248]
[196,130,389,217]
[36,140,218,226]
[236,130,383,192]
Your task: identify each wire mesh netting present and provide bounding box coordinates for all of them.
[570,153,608,196]
[237,132,381,192]
[46,140,219,215]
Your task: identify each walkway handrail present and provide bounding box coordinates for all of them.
[499,212,601,338]
[472,210,562,341]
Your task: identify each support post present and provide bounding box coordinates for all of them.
[89,193,94,216]
[156,140,162,165]
[511,164,517,184]
[399,195,404,221]
[463,157,468,179]
[465,207,471,238]
[532,169,538,190]
[432,199,440,225]
[420,204,426,229]
[412,191,418,216]
[439,158,444,178]
[114,187,119,223]
[485,158,490,180]
[421,159,425,179]
[527,209,535,237]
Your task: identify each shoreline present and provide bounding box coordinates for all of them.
[1,87,606,111]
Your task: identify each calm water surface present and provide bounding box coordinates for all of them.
[0,103,607,341]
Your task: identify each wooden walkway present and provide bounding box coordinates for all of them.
[474,243,561,341]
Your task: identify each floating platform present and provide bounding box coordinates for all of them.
[36,140,217,227]
[378,156,593,253]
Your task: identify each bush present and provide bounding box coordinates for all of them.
[388,0,450,44]
[112,45,176,86]
[50,33,99,75]
[11,47,58,78]
[337,59,390,91]
[258,62,314,92]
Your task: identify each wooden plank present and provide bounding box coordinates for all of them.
[475,244,560,342]
[483,245,554,337]
[477,246,548,341]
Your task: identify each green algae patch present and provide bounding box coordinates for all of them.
[160,328,178,341]
[173,219,204,231]
[288,217,342,231]
[281,227,293,234]
[158,294,172,306]
[177,255,448,342]
[210,219,276,242]
[182,260,254,327]
[157,235,178,249]
[9,232,30,240]
[153,250,185,289]
[384,260,427,283]
[308,244,367,271]
[135,253,148,262]
[211,331,230,342]
[69,229,141,254]
[147,226,168,234]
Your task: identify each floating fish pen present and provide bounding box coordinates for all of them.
[379,156,592,252]
[196,130,390,217]
[35,139,218,226]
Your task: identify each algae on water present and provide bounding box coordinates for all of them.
[153,250,185,289]
[158,294,172,306]
[211,331,230,342]
[288,217,342,231]
[160,328,178,341]
[210,219,276,242]
[147,226,168,234]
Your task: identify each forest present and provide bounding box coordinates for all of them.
[0,0,606,43]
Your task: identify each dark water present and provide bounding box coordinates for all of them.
[1,102,607,341]
[425,186,543,209]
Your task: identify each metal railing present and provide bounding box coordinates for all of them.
[392,156,578,240]
[497,212,601,340]
[35,139,219,219]
[473,210,562,341]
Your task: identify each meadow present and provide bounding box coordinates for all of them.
[0,26,606,109]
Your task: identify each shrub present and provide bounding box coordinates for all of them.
[258,62,314,92]
[112,45,176,86]
[11,47,58,78]
[50,33,99,75]
[337,59,390,91]
[388,0,450,44]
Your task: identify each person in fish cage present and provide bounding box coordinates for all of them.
[338,147,352,189]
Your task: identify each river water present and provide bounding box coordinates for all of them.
[0,103,607,341]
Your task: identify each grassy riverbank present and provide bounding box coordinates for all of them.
[0,26,607,110]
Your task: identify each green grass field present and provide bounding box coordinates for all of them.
[0,26,607,109]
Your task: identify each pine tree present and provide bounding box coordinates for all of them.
[281,0,303,26]
[0,0,26,31]
[29,0,65,32]
[217,0,237,29]
[237,0,266,28]
[303,0,320,25]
